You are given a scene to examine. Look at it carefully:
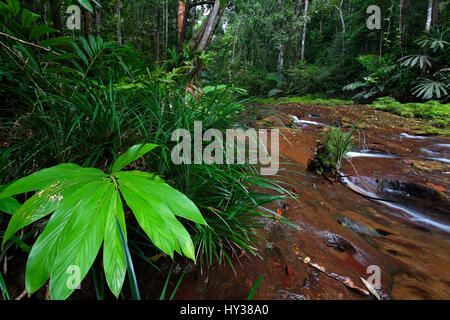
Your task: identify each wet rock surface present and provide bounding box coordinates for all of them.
[146,103,450,300]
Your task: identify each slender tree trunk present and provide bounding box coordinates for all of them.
[300,0,309,64]
[178,0,186,41]
[425,0,433,32]
[292,0,300,70]
[83,9,93,36]
[277,43,284,80]
[51,0,62,35]
[95,0,102,36]
[138,0,144,49]
[399,0,404,52]
[191,6,197,36]
[319,11,323,34]
[189,0,224,52]
[164,0,168,58]
[432,0,439,27]
[204,3,225,50]
[44,2,50,40]
[335,0,346,56]
[156,0,160,60]
[423,0,434,75]
[198,0,220,51]
[229,12,239,82]
[116,0,122,44]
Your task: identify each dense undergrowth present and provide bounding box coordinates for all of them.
[258,94,450,135]
[258,94,354,106]
[371,97,450,131]
[0,2,292,300]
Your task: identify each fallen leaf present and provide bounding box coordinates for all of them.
[360,277,381,300]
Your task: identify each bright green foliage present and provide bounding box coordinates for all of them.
[372,97,450,127]
[0,143,205,300]
[309,125,356,177]
[0,185,21,214]
[261,95,354,106]
[399,28,450,100]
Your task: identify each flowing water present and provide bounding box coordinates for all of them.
[143,104,450,300]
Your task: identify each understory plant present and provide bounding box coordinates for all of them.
[399,28,449,100]
[308,123,356,179]
[0,1,293,299]
[0,143,206,300]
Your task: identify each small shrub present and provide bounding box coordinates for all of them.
[308,125,356,178]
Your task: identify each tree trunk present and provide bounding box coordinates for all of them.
[138,0,144,49]
[178,1,186,41]
[156,0,160,60]
[399,0,404,52]
[51,0,62,35]
[116,0,122,44]
[425,0,433,32]
[432,0,439,27]
[203,3,225,51]
[335,0,346,56]
[300,0,309,64]
[164,0,169,58]
[95,0,102,36]
[292,0,300,70]
[277,43,284,80]
[83,8,94,36]
[189,0,225,52]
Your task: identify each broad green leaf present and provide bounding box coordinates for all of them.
[41,52,76,62]
[0,164,106,199]
[77,0,94,13]
[72,42,89,66]
[118,176,197,260]
[110,143,158,173]
[0,185,20,214]
[2,187,63,247]
[21,9,39,28]
[115,171,205,225]
[0,196,21,214]
[29,25,57,40]
[39,36,73,47]
[79,36,94,59]
[25,179,104,294]
[2,176,104,247]
[6,0,19,16]
[88,35,98,55]
[49,181,113,300]
[103,188,126,298]
[119,183,177,257]
[15,42,40,70]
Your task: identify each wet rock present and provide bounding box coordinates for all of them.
[410,159,450,172]
[375,229,392,236]
[302,270,320,289]
[338,215,380,237]
[276,289,309,300]
[378,179,449,202]
[173,260,196,274]
[319,231,357,254]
